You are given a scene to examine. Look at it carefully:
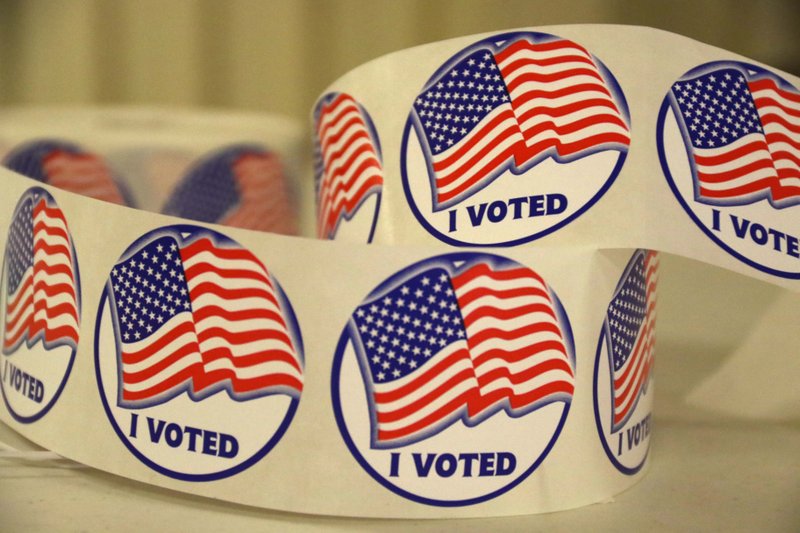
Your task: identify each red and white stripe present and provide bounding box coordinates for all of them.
[43,150,125,205]
[750,77,800,203]
[494,38,630,163]
[371,340,478,443]
[222,152,298,235]
[692,134,780,201]
[315,93,383,239]
[120,312,203,402]
[180,237,303,396]
[3,267,34,351]
[119,237,303,404]
[431,104,526,205]
[451,263,574,417]
[3,200,79,351]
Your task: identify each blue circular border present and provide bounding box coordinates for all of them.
[0,187,80,424]
[656,60,800,280]
[400,30,630,248]
[330,251,575,506]
[93,223,303,482]
[313,92,383,244]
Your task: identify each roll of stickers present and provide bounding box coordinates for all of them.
[0,25,797,519]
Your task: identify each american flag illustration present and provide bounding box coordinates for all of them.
[314,93,383,239]
[107,231,303,407]
[413,35,630,210]
[670,67,800,207]
[3,191,79,353]
[350,258,574,448]
[605,250,658,433]
[162,145,298,235]
[3,140,127,205]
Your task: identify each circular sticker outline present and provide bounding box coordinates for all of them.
[657,60,800,280]
[313,92,384,243]
[592,249,656,475]
[330,251,575,506]
[0,186,81,423]
[400,30,631,248]
[592,330,649,476]
[93,223,304,482]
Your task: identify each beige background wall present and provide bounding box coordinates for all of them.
[1,0,798,120]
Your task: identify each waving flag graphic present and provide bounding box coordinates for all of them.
[107,231,303,407]
[605,250,658,433]
[3,140,128,205]
[669,67,800,207]
[163,145,297,235]
[350,258,574,448]
[412,36,630,210]
[3,190,79,353]
[314,93,383,239]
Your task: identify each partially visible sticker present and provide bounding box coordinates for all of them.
[402,31,630,246]
[0,187,80,422]
[593,249,658,475]
[3,139,133,206]
[162,145,298,235]
[658,61,800,278]
[332,253,575,505]
[313,92,383,242]
[95,224,304,481]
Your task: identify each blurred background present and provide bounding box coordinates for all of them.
[0,0,798,121]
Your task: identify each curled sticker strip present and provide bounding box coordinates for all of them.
[0,25,796,519]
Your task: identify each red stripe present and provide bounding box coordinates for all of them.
[749,77,800,105]
[698,175,793,199]
[461,302,557,326]
[475,357,574,387]
[452,262,546,287]
[192,304,289,332]
[466,322,564,350]
[195,326,293,350]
